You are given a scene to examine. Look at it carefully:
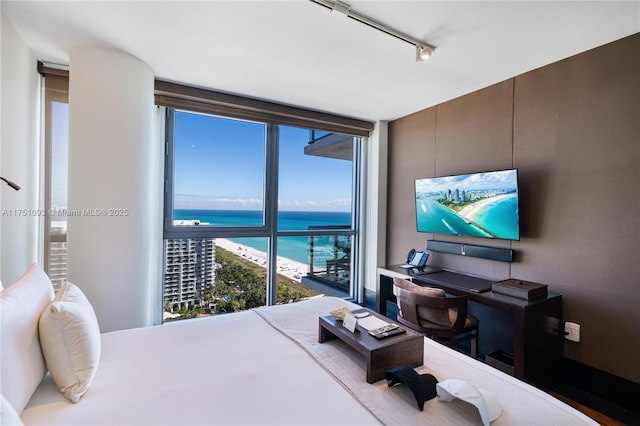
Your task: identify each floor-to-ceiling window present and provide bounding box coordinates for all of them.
[39,68,372,320]
[42,67,69,290]
[163,109,363,320]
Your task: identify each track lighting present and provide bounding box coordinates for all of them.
[311,0,436,63]
[416,45,434,62]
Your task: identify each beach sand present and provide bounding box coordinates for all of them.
[457,193,512,221]
[214,238,309,282]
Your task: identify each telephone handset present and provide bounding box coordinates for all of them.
[405,249,429,270]
[406,249,416,264]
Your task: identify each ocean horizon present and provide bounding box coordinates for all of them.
[174,209,351,265]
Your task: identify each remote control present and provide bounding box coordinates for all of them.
[372,327,406,339]
[368,323,399,336]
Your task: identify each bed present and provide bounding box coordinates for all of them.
[2,265,597,425]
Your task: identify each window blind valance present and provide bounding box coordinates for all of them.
[38,62,69,93]
[154,81,373,137]
[37,62,373,137]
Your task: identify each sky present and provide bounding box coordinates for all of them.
[173,111,353,212]
[49,108,355,213]
[415,169,518,194]
[51,102,69,209]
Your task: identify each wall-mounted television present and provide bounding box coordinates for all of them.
[415,169,520,241]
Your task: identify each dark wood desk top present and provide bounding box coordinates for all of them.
[380,265,561,312]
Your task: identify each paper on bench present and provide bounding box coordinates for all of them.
[357,315,390,331]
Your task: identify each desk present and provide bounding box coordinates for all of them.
[377,265,563,389]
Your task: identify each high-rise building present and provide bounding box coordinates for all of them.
[164,234,215,311]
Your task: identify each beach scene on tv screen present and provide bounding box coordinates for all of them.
[415,169,519,240]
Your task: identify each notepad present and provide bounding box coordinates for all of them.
[357,315,390,331]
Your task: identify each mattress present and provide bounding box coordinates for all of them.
[22,296,596,425]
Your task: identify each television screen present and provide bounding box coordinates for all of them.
[415,169,520,240]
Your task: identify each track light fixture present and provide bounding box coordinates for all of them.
[311,0,436,62]
[1,176,21,191]
[416,45,434,62]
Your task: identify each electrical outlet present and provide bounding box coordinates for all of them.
[565,322,580,342]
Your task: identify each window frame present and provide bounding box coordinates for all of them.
[42,71,69,289]
[163,110,275,240]
[162,107,363,305]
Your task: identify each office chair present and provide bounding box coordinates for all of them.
[393,277,478,358]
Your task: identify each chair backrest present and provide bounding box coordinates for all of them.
[392,277,469,330]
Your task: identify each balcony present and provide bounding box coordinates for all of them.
[48,241,67,290]
[299,226,351,298]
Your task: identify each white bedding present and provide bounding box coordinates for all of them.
[22,296,596,426]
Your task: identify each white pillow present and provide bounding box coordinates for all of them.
[1,394,24,426]
[39,281,101,403]
[0,264,54,414]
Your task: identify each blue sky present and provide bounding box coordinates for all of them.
[51,102,69,209]
[415,169,518,194]
[174,111,353,212]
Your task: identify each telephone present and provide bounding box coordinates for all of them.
[403,249,429,270]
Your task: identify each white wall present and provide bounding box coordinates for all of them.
[0,14,41,285]
[362,121,387,295]
[66,46,162,332]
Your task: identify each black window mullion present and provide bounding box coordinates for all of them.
[163,107,176,236]
[264,124,280,306]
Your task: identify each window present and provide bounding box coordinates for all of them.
[172,111,267,226]
[39,68,371,318]
[43,71,69,289]
[163,109,362,320]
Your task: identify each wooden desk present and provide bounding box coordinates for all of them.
[377,265,563,389]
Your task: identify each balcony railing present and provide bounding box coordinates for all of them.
[48,241,67,290]
[303,226,351,294]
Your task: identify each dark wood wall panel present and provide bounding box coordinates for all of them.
[430,79,515,278]
[387,107,436,258]
[386,33,640,384]
[512,33,640,377]
[435,79,514,177]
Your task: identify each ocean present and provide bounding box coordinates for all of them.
[174,209,352,265]
[467,194,519,240]
[416,194,519,240]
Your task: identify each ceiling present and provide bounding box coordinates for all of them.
[2,1,638,122]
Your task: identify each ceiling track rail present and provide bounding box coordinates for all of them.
[309,0,436,60]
